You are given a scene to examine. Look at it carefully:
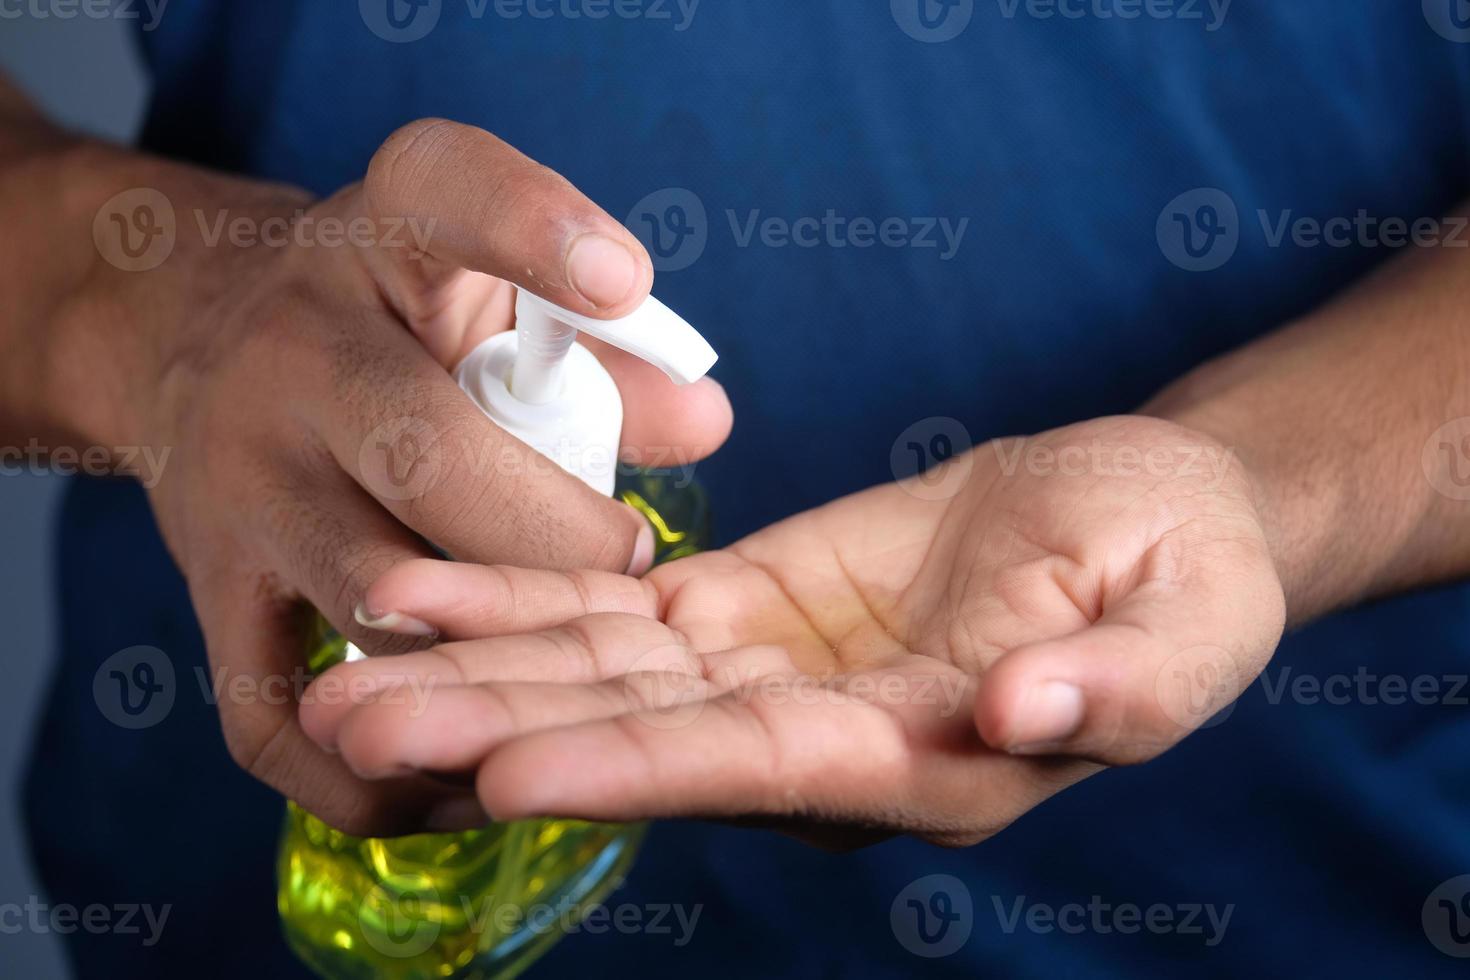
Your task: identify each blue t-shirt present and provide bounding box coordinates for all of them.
[25,2,1470,977]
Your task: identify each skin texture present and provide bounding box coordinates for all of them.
[0,85,732,835]
[303,415,1285,845]
[305,208,1470,844]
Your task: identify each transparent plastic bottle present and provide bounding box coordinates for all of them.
[276,472,710,980]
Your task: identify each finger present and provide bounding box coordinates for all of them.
[192,565,486,837]
[254,465,438,655]
[354,559,659,640]
[304,305,656,575]
[470,670,995,830]
[302,613,698,748]
[584,337,734,468]
[333,646,795,779]
[973,563,1285,765]
[364,118,653,317]
[332,672,710,778]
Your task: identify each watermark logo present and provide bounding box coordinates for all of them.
[627,188,969,271]
[993,894,1233,946]
[891,417,975,501]
[0,897,170,946]
[1423,418,1470,501]
[1157,188,1238,272]
[1423,875,1470,958]
[621,645,708,730]
[1153,644,1239,733]
[1257,666,1468,708]
[728,210,968,260]
[1162,190,1470,271]
[93,188,176,273]
[359,882,443,959]
[93,645,175,730]
[1424,0,1470,43]
[892,0,974,43]
[358,416,445,502]
[195,209,436,255]
[0,439,171,488]
[892,874,974,957]
[361,0,442,42]
[994,0,1231,32]
[628,187,708,272]
[0,0,168,31]
[990,437,1236,488]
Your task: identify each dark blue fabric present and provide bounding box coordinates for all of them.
[24,2,1470,976]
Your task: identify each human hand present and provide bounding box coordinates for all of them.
[300,415,1283,845]
[105,119,731,834]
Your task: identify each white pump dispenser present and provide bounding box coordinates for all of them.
[456,289,718,497]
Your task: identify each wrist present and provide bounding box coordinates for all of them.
[1143,358,1355,626]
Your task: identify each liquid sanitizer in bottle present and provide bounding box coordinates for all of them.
[277,288,718,980]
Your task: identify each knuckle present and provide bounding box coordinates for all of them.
[365,118,461,216]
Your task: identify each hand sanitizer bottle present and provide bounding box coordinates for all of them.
[276,289,718,980]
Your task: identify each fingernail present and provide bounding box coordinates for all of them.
[354,602,437,637]
[426,797,491,832]
[625,521,655,577]
[566,233,639,309]
[1008,681,1085,755]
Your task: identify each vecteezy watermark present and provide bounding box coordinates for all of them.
[994,0,1231,31]
[357,414,703,504]
[194,209,436,257]
[359,886,702,960]
[891,874,975,957]
[0,439,172,488]
[1156,187,1239,272]
[1257,210,1470,251]
[891,417,976,501]
[93,188,177,273]
[359,0,699,43]
[1424,875,1470,958]
[199,665,439,716]
[93,647,441,731]
[0,0,167,30]
[489,896,702,946]
[1424,0,1470,43]
[892,0,975,43]
[727,210,969,261]
[991,437,1237,488]
[1423,417,1470,501]
[619,657,973,732]
[1257,666,1469,708]
[627,188,970,272]
[1153,644,1241,734]
[627,188,709,272]
[991,894,1234,947]
[1159,188,1470,272]
[93,646,176,730]
[0,897,171,947]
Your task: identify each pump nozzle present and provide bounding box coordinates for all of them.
[510,291,718,404]
[455,287,719,497]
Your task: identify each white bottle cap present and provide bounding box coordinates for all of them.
[456,289,718,497]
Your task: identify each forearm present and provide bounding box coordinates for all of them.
[0,74,309,453]
[1146,219,1470,624]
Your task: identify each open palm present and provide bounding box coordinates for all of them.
[301,415,1285,846]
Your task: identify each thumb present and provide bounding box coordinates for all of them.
[364,117,653,317]
[974,586,1283,765]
